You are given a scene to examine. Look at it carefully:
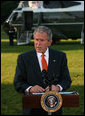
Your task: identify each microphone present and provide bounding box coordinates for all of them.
[42,70,59,91]
[42,70,49,85]
[51,73,58,85]
[42,69,47,78]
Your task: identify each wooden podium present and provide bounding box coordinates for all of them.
[22,91,79,109]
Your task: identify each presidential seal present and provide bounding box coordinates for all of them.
[41,91,62,112]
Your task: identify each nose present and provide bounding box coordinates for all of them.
[37,40,41,46]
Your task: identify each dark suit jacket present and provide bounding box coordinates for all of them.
[14,48,72,93]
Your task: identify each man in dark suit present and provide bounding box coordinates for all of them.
[14,26,72,115]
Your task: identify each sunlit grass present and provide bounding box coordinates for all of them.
[1,38,84,115]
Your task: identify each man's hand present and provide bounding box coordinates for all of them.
[45,85,60,92]
[29,85,45,93]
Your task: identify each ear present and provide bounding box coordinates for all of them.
[48,40,52,46]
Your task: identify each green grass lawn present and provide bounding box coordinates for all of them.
[1,37,84,115]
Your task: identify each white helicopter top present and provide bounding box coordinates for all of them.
[17,1,84,12]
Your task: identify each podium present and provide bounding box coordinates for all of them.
[22,91,79,109]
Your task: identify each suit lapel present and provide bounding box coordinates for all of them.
[32,49,55,73]
[48,48,56,74]
[31,49,57,80]
[32,50,42,78]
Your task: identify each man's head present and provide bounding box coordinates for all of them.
[33,26,52,53]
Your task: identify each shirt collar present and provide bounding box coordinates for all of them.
[37,48,49,57]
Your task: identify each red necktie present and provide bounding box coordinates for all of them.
[41,54,48,71]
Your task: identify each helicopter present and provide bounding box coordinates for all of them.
[3,1,84,45]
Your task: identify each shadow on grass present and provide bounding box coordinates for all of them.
[1,83,84,115]
[1,40,84,53]
[1,40,34,53]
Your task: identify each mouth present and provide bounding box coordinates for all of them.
[36,47,42,52]
[37,47,41,50]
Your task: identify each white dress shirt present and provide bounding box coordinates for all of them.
[37,48,49,71]
[25,48,63,93]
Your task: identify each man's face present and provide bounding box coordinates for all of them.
[34,32,52,53]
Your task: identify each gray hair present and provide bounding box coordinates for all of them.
[33,26,52,40]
